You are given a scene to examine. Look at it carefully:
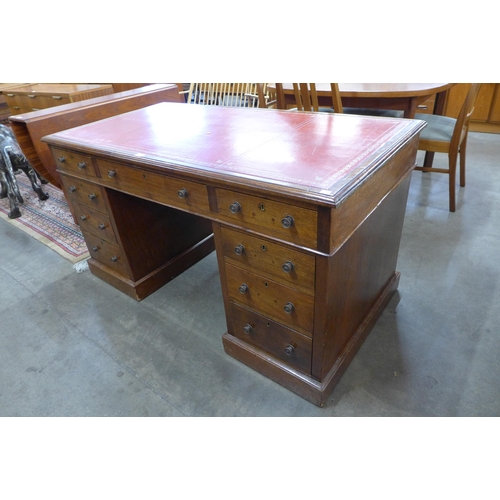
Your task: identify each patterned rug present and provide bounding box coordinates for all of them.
[0,176,89,263]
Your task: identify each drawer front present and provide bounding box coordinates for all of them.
[221,226,315,293]
[71,202,117,244]
[84,233,131,276]
[60,175,108,213]
[7,106,33,115]
[230,303,312,374]
[215,188,318,248]
[3,94,23,107]
[96,159,211,214]
[53,148,98,179]
[225,263,314,336]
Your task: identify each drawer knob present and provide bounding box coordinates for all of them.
[88,193,97,200]
[243,324,253,334]
[110,256,118,262]
[282,261,294,273]
[91,246,99,252]
[284,302,295,314]
[58,156,66,163]
[239,283,249,294]
[284,344,295,355]
[234,244,245,256]
[178,188,188,198]
[78,162,86,170]
[108,170,116,178]
[79,215,87,221]
[229,202,241,214]
[68,186,76,193]
[281,215,294,228]
[98,223,106,230]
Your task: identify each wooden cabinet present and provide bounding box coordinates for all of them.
[445,83,500,132]
[8,84,183,188]
[43,102,424,406]
[3,83,113,115]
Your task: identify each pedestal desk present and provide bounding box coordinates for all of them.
[43,103,425,406]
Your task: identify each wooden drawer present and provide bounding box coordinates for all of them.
[53,148,98,179]
[7,106,33,115]
[220,226,315,294]
[229,303,312,375]
[96,159,211,214]
[60,175,108,213]
[3,93,23,107]
[84,233,131,276]
[215,188,318,248]
[71,202,117,244]
[225,262,314,336]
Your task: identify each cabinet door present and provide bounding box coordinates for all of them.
[489,85,500,123]
[445,83,497,122]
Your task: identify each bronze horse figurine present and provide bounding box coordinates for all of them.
[0,124,49,219]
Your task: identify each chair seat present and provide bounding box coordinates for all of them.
[414,113,457,142]
[343,108,404,118]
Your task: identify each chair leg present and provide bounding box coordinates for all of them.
[459,136,468,187]
[448,151,458,212]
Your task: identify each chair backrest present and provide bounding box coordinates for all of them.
[186,83,267,108]
[450,83,482,151]
[291,83,343,113]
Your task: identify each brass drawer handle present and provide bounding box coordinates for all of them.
[239,283,249,294]
[229,202,241,214]
[282,261,294,273]
[27,94,36,98]
[58,156,66,163]
[88,193,97,200]
[284,344,295,355]
[281,215,294,228]
[6,93,14,97]
[68,186,76,193]
[77,162,86,170]
[243,324,253,334]
[108,170,116,178]
[178,188,188,198]
[234,244,244,256]
[52,95,63,100]
[284,302,294,314]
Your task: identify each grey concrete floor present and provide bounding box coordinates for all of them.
[1,132,499,417]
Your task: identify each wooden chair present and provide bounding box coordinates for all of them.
[414,83,482,212]
[185,83,272,108]
[275,83,343,112]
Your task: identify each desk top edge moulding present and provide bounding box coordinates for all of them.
[43,102,425,206]
[42,103,425,406]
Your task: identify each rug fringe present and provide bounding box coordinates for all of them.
[73,258,90,274]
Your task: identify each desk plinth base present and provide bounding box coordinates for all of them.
[88,234,215,301]
[223,271,400,407]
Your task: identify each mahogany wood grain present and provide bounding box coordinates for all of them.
[43,104,424,405]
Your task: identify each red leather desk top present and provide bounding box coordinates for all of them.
[43,102,425,205]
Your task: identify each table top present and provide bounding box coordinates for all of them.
[2,83,112,95]
[43,102,425,206]
[275,83,454,98]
